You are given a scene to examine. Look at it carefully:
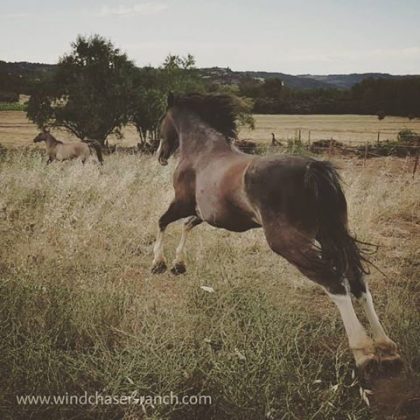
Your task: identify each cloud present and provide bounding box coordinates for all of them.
[99,2,168,17]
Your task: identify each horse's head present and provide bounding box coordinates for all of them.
[157,93,179,166]
[33,130,49,143]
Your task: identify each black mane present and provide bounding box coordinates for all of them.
[172,93,238,139]
[49,133,63,144]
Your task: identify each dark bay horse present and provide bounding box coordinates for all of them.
[152,93,401,372]
[33,131,103,164]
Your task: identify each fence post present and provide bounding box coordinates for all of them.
[377,131,380,145]
[298,129,301,143]
[413,151,419,179]
[364,141,368,165]
[308,130,311,145]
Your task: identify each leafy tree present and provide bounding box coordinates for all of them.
[27,35,136,145]
[129,54,206,151]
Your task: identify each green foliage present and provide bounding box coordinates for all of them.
[231,95,255,130]
[26,35,136,144]
[0,91,19,102]
[160,54,204,93]
[398,128,418,143]
[26,83,56,127]
[129,54,206,149]
[0,61,55,95]
[0,102,26,111]
[238,76,420,117]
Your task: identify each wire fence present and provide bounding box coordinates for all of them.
[235,127,420,177]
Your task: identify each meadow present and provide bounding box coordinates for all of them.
[1,111,420,147]
[0,114,419,419]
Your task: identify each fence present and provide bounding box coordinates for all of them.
[237,127,420,177]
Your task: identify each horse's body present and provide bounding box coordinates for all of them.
[152,93,401,373]
[33,132,103,164]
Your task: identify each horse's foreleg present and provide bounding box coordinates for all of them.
[151,200,193,274]
[46,157,53,165]
[171,216,202,275]
[152,229,167,274]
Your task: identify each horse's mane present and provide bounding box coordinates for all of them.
[46,132,63,144]
[172,93,238,139]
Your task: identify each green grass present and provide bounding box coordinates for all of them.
[0,102,27,111]
[0,149,419,419]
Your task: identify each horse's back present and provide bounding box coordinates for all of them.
[57,142,90,160]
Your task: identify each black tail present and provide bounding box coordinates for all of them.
[86,140,104,165]
[304,160,368,293]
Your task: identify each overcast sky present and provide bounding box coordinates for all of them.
[1,0,419,74]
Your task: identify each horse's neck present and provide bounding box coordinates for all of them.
[178,114,231,157]
[46,135,59,149]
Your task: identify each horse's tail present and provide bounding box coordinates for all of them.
[304,160,368,292]
[86,140,104,165]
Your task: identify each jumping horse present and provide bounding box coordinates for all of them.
[152,92,401,372]
[33,131,103,164]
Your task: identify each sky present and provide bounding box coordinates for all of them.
[1,0,419,75]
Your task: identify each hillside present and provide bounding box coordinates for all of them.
[1,61,418,93]
[200,67,417,90]
[298,73,416,89]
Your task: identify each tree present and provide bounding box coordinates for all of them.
[27,35,136,145]
[129,54,206,151]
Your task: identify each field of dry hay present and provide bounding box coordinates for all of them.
[2,111,420,148]
[0,145,419,419]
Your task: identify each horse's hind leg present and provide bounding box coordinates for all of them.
[170,216,202,275]
[347,270,400,365]
[262,222,376,370]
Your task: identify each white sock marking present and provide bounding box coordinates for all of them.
[359,289,390,342]
[328,292,371,350]
[153,229,165,264]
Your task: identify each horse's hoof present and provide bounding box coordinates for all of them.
[357,353,379,373]
[375,339,399,356]
[151,261,167,274]
[170,262,186,275]
[378,354,403,375]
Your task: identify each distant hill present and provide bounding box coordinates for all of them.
[1,61,418,92]
[199,67,418,90]
[297,73,417,89]
[0,61,55,96]
[200,67,332,90]
[0,61,55,79]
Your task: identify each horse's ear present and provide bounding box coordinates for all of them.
[167,92,175,108]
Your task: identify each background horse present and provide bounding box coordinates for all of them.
[152,92,401,374]
[33,131,103,164]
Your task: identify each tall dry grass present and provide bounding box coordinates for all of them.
[0,149,418,419]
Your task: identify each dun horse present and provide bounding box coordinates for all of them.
[33,131,103,164]
[151,93,401,373]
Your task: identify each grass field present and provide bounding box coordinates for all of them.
[0,141,419,418]
[1,111,420,148]
[0,111,419,418]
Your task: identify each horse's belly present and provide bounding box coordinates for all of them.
[196,197,260,232]
[195,164,261,232]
